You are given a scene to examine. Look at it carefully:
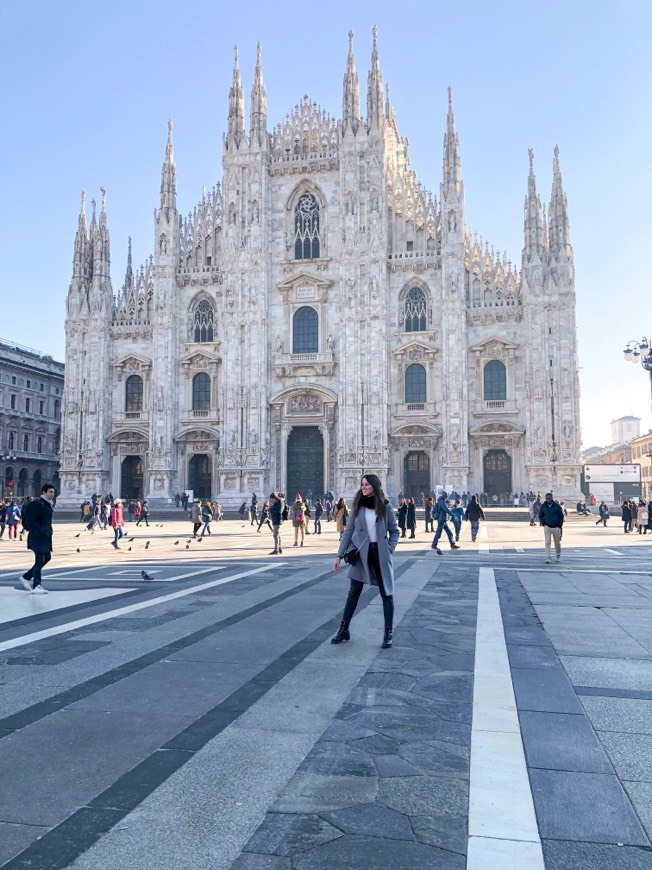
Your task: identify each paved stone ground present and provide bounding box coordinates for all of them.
[1,517,652,868]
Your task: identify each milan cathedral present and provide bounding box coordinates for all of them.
[59,30,582,505]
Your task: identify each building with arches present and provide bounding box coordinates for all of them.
[59,32,581,505]
[0,339,64,499]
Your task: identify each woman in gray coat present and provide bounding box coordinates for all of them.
[332,474,400,649]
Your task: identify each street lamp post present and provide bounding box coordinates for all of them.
[623,338,652,414]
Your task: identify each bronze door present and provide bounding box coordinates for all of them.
[483,449,512,497]
[404,451,430,499]
[188,454,212,499]
[121,455,144,499]
[286,427,323,502]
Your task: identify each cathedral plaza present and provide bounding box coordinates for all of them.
[1,511,651,868]
[58,30,582,510]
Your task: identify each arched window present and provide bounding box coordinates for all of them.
[23,433,30,453]
[192,372,211,411]
[294,192,320,260]
[8,432,15,451]
[404,287,427,332]
[54,399,60,418]
[292,306,319,354]
[405,364,427,404]
[193,299,214,343]
[125,375,143,413]
[37,436,43,454]
[484,360,507,400]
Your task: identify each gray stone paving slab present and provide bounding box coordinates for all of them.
[561,655,652,690]
[377,775,467,817]
[398,738,469,775]
[0,707,192,827]
[299,742,377,777]
[0,821,50,865]
[542,839,652,869]
[582,696,652,734]
[529,768,649,844]
[373,754,422,777]
[624,781,652,837]
[72,658,262,715]
[519,710,614,773]
[231,855,291,870]
[599,731,652,781]
[506,642,559,668]
[410,813,467,854]
[243,813,343,857]
[320,803,415,840]
[272,771,378,812]
[291,835,465,869]
[511,667,584,713]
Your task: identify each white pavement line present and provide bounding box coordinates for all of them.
[0,588,134,627]
[515,547,525,554]
[0,565,276,653]
[479,546,490,555]
[604,549,622,555]
[467,566,544,869]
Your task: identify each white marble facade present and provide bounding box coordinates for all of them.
[58,32,582,506]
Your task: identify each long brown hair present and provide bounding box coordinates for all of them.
[353,474,387,520]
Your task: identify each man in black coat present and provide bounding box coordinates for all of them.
[19,483,55,594]
[539,492,564,564]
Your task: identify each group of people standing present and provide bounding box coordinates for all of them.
[394,492,485,553]
[619,499,651,534]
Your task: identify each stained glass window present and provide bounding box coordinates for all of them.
[194,299,214,343]
[404,287,427,332]
[294,193,320,260]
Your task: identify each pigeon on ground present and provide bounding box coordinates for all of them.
[197,537,203,542]
[145,541,150,549]
[74,533,80,538]
[128,537,135,542]
[76,548,81,553]
[128,546,132,551]
[141,571,154,582]
[174,540,179,545]
[186,544,190,549]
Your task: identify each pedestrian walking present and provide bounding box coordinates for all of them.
[18,483,56,593]
[110,498,125,549]
[100,501,110,530]
[200,500,214,536]
[637,501,649,534]
[431,492,461,554]
[257,500,273,533]
[0,500,6,540]
[464,495,485,541]
[269,493,284,554]
[291,493,307,547]
[325,498,333,522]
[406,497,417,538]
[214,502,223,521]
[134,501,142,525]
[314,499,323,534]
[596,501,609,527]
[238,501,248,522]
[332,474,399,649]
[334,497,349,540]
[181,492,189,512]
[621,501,632,533]
[424,497,434,533]
[529,496,541,526]
[451,500,465,541]
[304,501,311,534]
[190,500,202,537]
[397,498,408,537]
[540,492,564,563]
[5,500,20,540]
[136,500,150,527]
[174,492,181,508]
[127,501,136,522]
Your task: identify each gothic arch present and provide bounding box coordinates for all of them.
[188,293,216,343]
[286,181,327,260]
[398,278,432,332]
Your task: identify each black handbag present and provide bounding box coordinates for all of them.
[342,546,360,566]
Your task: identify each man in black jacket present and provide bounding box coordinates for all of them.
[19,483,55,593]
[269,493,284,555]
[539,492,564,564]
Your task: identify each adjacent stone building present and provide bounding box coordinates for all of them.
[0,340,64,498]
[58,31,582,505]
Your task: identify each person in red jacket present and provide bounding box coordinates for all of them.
[110,499,125,549]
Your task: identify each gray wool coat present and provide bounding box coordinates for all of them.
[337,502,400,595]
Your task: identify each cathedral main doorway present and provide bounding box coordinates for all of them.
[483,449,512,497]
[286,427,323,501]
[188,454,212,499]
[403,451,430,499]
[121,456,144,499]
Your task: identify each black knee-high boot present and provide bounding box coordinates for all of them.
[331,581,364,644]
[382,595,394,648]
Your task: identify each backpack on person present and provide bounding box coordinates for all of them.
[20,501,36,532]
[295,509,304,524]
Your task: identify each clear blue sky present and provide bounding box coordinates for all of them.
[1,0,650,447]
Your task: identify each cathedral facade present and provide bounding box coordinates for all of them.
[59,31,582,506]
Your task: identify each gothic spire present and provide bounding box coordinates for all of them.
[342,30,360,135]
[96,186,111,282]
[160,119,177,211]
[548,145,571,256]
[442,87,462,198]
[367,25,384,131]
[124,236,134,289]
[227,44,246,149]
[71,190,88,286]
[523,147,546,258]
[250,42,267,147]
